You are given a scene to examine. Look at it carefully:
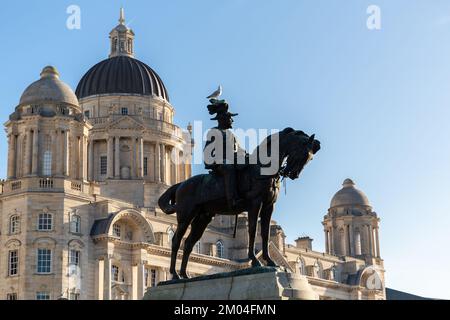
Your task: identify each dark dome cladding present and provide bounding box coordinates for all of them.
[75,56,169,101]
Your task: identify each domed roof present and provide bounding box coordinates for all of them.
[75,56,169,101]
[330,179,371,208]
[19,66,79,107]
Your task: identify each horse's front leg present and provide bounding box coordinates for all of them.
[248,202,263,267]
[260,203,277,267]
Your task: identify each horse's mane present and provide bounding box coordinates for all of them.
[251,127,307,158]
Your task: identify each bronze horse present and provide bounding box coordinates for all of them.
[158,127,320,280]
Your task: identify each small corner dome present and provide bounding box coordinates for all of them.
[330,178,371,208]
[19,66,79,107]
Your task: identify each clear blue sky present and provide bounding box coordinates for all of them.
[1,0,449,299]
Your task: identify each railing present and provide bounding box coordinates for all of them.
[39,179,54,189]
[71,181,82,191]
[11,181,22,190]
[1,177,87,194]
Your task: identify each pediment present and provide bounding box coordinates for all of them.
[108,116,145,130]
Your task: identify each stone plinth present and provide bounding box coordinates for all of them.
[143,267,319,300]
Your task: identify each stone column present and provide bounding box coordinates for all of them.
[161,144,166,183]
[32,130,39,176]
[88,139,94,181]
[155,143,161,182]
[78,136,84,180]
[368,225,374,256]
[83,136,88,180]
[63,130,70,177]
[115,137,120,178]
[103,256,112,300]
[173,147,178,184]
[343,225,349,256]
[137,138,144,178]
[324,230,329,254]
[349,225,355,256]
[97,259,104,300]
[130,138,136,178]
[7,134,16,179]
[24,130,32,176]
[137,262,145,299]
[107,137,114,179]
[51,132,57,176]
[57,130,64,176]
[329,227,334,255]
[375,227,381,257]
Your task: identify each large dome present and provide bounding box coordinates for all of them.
[75,56,169,101]
[330,179,371,208]
[19,66,79,107]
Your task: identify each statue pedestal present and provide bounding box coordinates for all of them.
[143,266,319,300]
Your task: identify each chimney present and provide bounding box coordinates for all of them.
[295,236,313,250]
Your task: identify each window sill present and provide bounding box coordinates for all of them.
[69,232,83,237]
[35,273,54,276]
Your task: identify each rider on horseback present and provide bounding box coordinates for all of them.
[203,99,247,210]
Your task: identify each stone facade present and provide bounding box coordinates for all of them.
[0,10,385,300]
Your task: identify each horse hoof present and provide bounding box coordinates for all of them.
[171,272,180,280]
[266,260,277,267]
[251,259,262,267]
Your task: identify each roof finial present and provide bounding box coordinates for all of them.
[119,7,125,25]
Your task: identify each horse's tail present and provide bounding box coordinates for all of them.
[158,183,181,215]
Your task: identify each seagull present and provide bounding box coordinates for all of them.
[206,85,222,99]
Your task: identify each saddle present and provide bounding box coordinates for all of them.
[198,166,251,204]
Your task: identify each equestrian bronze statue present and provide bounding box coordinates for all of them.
[158,98,321,280]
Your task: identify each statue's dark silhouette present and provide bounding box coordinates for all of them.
[158,100,320,280]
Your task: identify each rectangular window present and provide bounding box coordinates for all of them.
[69,250,80,266]
[6,293,17,300]
[38,213,52,231]
[143,157,148,176]
[100,156,107,175]
[84,110,90,118]
[43,150,52,176]
[121,107,128,115]
[113,223,121,238]
[112,265,119,282]
[8,250,18,276]
[37,249,52,274]
[36,292,50,300]
[10,215,20,234]
[151,269,157,287]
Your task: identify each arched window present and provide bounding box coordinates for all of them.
[43,150,52,176]
[354,229,362,255]
[38,213,53,231]
[330,265,339,282]
[113,223,121,238]
[167,228,174,247]
[9,215,20,234]
[216,240,224,258]
[112,265,119,282]
[313,261,322,278]
[194,241,201,254]
[70,215,81,234]
[298,258,306,275]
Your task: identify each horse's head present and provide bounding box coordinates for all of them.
[281,130,321,180]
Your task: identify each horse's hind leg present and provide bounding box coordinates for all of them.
[248,202,263,267]
[180,213,213,278]
[169,210,194,280]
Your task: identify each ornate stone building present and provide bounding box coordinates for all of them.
[0,10,385,300]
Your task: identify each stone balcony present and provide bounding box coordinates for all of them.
[0,177,93,196]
